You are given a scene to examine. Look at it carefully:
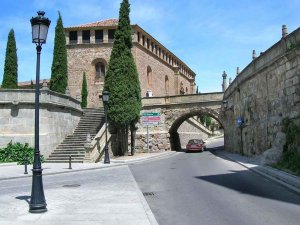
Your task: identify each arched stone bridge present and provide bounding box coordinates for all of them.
[136,92,224,151]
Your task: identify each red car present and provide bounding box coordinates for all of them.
[186,139,206,152]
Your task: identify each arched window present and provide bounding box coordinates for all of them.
[147,66,152,88]
[165,75,169,95]
[186,87,188,94]
[95,62,105,79]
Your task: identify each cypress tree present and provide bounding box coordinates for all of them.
[50,12,68,93]
[196,86,199,94]
[81,72,88,108]
[2,29,18,88]
[104,0,141,156]
[30,80,34,89]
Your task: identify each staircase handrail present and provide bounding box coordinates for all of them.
[83,123,111,162]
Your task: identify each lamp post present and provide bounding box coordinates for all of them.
[102,90,110,164]
[29,11,51,213]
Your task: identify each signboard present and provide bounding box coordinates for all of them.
[142,112,160,126]
[237,116,244,127]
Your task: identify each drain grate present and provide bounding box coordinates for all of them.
[143,192,155,196]
[62,184,80,188]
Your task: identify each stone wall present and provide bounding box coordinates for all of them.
[67,44,112,108]
[0,89,82,158]
[133,95,222,152]
[67,41,194,108]
[223,28,300,157]
[134,44,192,97]
[178,119,210,148]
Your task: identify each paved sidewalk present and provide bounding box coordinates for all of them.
[0,151,176,225]
[213,149,300,194]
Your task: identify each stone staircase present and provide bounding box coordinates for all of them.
[46,108,105,163]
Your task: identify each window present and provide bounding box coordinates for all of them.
[142,35,145,46]
[165,76,169,95]
[95,62,106,78]
[147,39,150,49]
[147,66,152,88]
[69,31,78,44]
[137,32,140,43]
[95,30,103,43]
[108,29,116,42]
[186,87,188,94]
[82,30,90,43]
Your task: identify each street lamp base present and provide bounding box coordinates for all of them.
[29,203,47,213]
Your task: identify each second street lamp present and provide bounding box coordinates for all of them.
[102,90,110,164]
[29,11,51,213]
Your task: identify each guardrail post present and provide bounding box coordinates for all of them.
[69,156,72,169]
[24,157,28,174]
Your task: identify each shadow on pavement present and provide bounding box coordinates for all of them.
[195,170,300,205]
[15,195,31,204]
[195,146,300,206]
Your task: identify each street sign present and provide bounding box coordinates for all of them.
[142,112,160,116]
[142,112,160,126]
[237,116,244,127]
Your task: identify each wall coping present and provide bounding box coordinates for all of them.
[142,92,223,108]
[224,27,300,99]
[0,89,82,113]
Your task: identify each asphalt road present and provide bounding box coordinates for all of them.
[129,139,300,225]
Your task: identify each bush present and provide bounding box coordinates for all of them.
[273,116,300,176]
[0,141,44,164]
[275,151,300,176]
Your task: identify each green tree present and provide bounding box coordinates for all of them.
[81,72,88,108]
[196,86,199,94]
[199,115,212,127]
[104,0,141,156]
[50,12,68,93]
[1,29,18,88]
[30,80,34,89]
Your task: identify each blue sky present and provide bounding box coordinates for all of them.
[0,0,300,93]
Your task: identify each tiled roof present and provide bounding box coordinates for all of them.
[66,19,119,29]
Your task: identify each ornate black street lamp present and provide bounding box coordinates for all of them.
[102,90,110,164]
[29,11,51,213]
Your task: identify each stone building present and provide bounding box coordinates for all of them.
[65,19,196,107]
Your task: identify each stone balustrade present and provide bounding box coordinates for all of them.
[0,89,82,158]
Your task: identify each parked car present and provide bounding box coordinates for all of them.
[186,139,206,152]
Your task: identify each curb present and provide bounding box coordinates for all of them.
[0,151,177,181]
[127,167,159,225]
[0,162,18,167]
[110,151,177,163]
[214,150,300,195]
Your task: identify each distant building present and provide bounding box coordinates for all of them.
[65,19,196,107]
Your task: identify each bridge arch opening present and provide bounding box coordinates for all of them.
[168,109,223,151]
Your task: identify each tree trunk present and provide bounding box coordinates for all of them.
[116,125,129,156]
[130,122,137,156]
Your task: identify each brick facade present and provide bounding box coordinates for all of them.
[65,19,196,108]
